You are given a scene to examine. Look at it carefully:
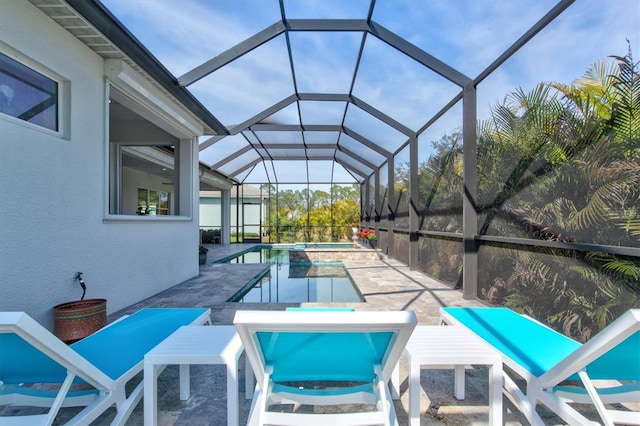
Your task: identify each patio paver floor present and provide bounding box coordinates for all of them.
[44,243,609,425]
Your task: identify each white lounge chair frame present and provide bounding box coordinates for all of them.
[0,308,210,425]
[234,310,417,426]
[440,307,640,426]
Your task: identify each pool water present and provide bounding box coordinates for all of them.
[221,247,365,303]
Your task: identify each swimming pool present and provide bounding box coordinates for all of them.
[220,246,365,303]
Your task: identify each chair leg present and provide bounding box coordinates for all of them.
[246,391,262,426]
[379,379,398,426]
[578,370,616,426]
[390,362,400,400]
[503,374,545,426]
[254,370,273,426]
[45,372,76,425]
[67,392,117,426]
[110,380,144,426]
[537,389,600,426]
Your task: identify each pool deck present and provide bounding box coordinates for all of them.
[50,243,605,425]
[111,243,483,326]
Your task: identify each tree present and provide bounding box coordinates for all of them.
[477,52,640,340]
[262,183,361,242]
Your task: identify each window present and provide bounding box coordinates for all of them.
[110,143,179,216]
[108,89,193,217]
[137,188,170,216]
[0,52,58,131]
[107,72,197,219]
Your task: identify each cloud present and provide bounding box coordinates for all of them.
[102,0,638,176]
[188,36,295,126]
[370,0,560,78]
[103,0,281,74]
[289,32,362,93]
[283,0,370,20]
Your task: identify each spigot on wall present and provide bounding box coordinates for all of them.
[75,272,87,300]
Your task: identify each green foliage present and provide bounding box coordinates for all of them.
[201,229,221,243]
[263,183,361,242]
[239,52,639,342]
[394,130,467,233]
[475,50,640,341]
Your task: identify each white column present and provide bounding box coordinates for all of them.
[221,189,231,244]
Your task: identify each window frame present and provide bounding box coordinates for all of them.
[137,187,170,216]
[0,43,68,138]
[104,81,196,221]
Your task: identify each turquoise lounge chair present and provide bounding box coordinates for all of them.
[440,307,640,426]
[0,307,210,425]
[234,309,417,426]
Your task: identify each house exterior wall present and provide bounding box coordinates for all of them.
[0,2,200,330]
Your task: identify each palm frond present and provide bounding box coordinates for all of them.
[609,53,640,149]
[628,218,640,237]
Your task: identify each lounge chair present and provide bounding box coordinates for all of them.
[440,307,640,426]
[234,309,417,426]
[0,307,210,425]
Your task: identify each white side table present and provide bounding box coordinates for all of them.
[144,325,246,426]
[400,325,503,426]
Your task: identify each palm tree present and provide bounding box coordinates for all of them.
[477,51,639,340]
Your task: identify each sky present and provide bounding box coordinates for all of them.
[101,0,639,184]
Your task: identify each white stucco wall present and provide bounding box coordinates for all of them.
[0,2,200,330]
